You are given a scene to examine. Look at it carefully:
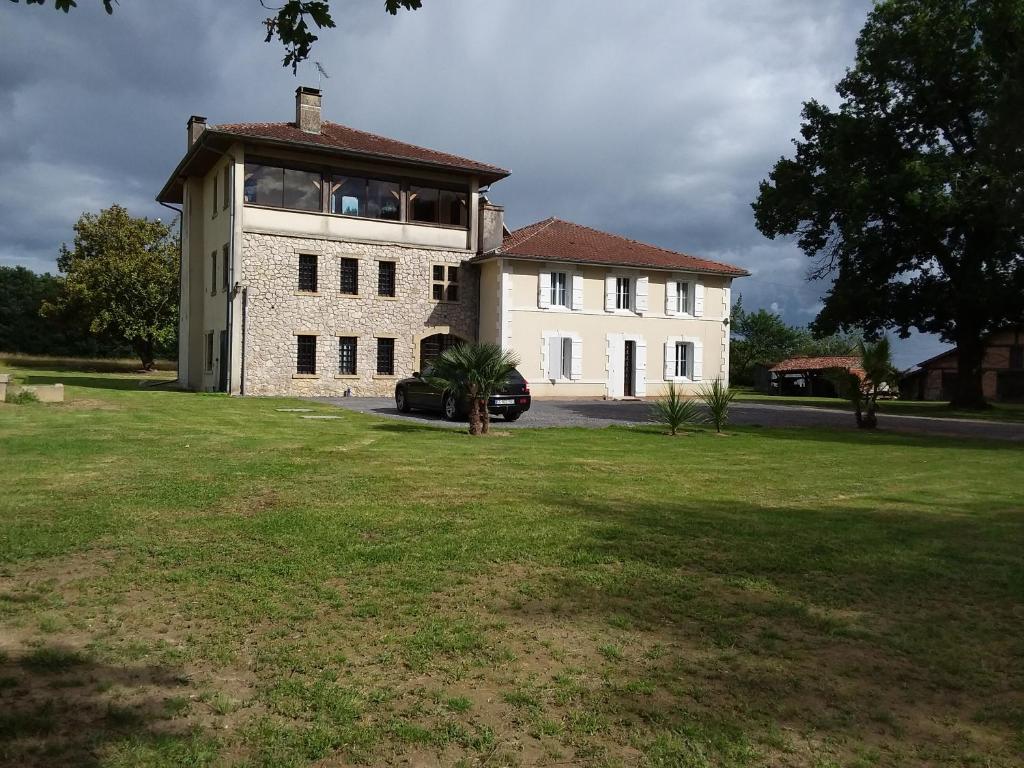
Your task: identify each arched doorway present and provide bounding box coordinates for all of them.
[419,333,464,371]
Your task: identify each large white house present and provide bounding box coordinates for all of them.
[157,88,747,398]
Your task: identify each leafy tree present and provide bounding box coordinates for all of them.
[827,337,899,429]
[42,206,179,370]
[753,0,1024,409]
[11,0,423,72]
[729,297,805,384]
[425,343,520,436]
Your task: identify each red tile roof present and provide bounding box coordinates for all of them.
[493,217,749,276]
[213,121,509,180]
[769,356,862,373]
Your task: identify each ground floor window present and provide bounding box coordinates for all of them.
[296,335,317,375]
[674,341,690,378]
[205,332,214,372]
[376,337,395,375]
[546,335,580,380]
[338,336,357,375]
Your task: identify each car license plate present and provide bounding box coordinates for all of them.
[493,398,515,405]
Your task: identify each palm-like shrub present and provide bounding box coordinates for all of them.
[425,342,521,435]
[650,382,703,436]
[698,378,736,433]
[827,336,898,429]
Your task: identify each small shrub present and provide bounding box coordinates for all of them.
[649,383,703,435]
[6,389,38,405]
[699,378,736,433]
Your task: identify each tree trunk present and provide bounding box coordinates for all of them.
[479,399,491,434]
[133,337,155,371]
[861,397,878,429]
[950,332,988,409]
[466,397,482,435]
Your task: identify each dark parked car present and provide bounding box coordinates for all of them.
[395,368,532,421]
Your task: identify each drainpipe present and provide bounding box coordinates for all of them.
[224,157,236,395]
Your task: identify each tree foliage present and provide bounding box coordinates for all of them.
[649,383,703,436]
[827,337,900,429]
[698,378,736,434]
[10,0,423,73]
[425,343,521,436]
[753,0,1024,409]
[42,206,180,370]
[729,296,860,384]
[0,266,122,357]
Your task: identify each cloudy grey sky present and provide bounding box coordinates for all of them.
[0,0,948,366]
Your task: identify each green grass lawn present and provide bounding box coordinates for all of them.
[1,367,1022,767]
[734,388,1024,423]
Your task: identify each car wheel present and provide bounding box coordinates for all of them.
[443,394,459,421]
[503,410,522,422]
[395,388,411,413]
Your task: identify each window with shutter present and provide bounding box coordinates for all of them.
[571,273,584,311]
[674,342,689,378]
[550,272,568,307]
[694,281,705,317]
[615,277,631,310]
[634,276,648,313]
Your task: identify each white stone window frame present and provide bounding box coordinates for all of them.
[540,330,583,382]
[663,335,703,383]
[292,330,322,379]
[604,271,648,315]
[665,275,698,318]
[538,265,583,313]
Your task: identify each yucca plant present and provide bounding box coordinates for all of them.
[649,382,703,436]
[827,336,898,429]
[698,378,736,433]
[424,342,521,435]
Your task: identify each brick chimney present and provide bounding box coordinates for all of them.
[187,115,207,148]
[295,86,322,134]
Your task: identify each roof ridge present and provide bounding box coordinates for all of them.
[505,217,558,250]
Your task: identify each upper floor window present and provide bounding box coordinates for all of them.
[298,254,318,292]
[329,176,400,220]
[431,265,458,302]
[244,162,322,212]
[339,258,359,295]
[550,272,567,307]
[616,277,631,310]
[210,251,217,294]
[378,261,396,297]
[222,166,231,211]
[243,158,470,229]
[222,244,230,291]
[212,175,218,216]
[671,280,690,314]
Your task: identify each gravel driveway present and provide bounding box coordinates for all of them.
[311,396,1024,441]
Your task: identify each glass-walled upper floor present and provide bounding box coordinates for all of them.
[242,157,470,229]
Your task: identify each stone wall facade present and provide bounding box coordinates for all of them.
[240,232,479,397]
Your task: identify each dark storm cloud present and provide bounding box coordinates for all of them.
[0,0,947,366]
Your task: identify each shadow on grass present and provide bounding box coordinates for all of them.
[0,645,213,767]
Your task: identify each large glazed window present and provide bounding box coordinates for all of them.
[244,160,467,228]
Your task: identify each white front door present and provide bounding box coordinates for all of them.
[606,333,646,399]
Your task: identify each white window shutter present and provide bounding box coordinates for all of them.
[664,341,675,380]
[665,280,677,315]
[570,338,582,380]
[635,339,647,397]
[571,273,584,311]
[692,340,704,381]
[604,275,616,311]
[694,281,705,317]
[547,336,562,379]
[538,271,551,309]
[635,276,649,314]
